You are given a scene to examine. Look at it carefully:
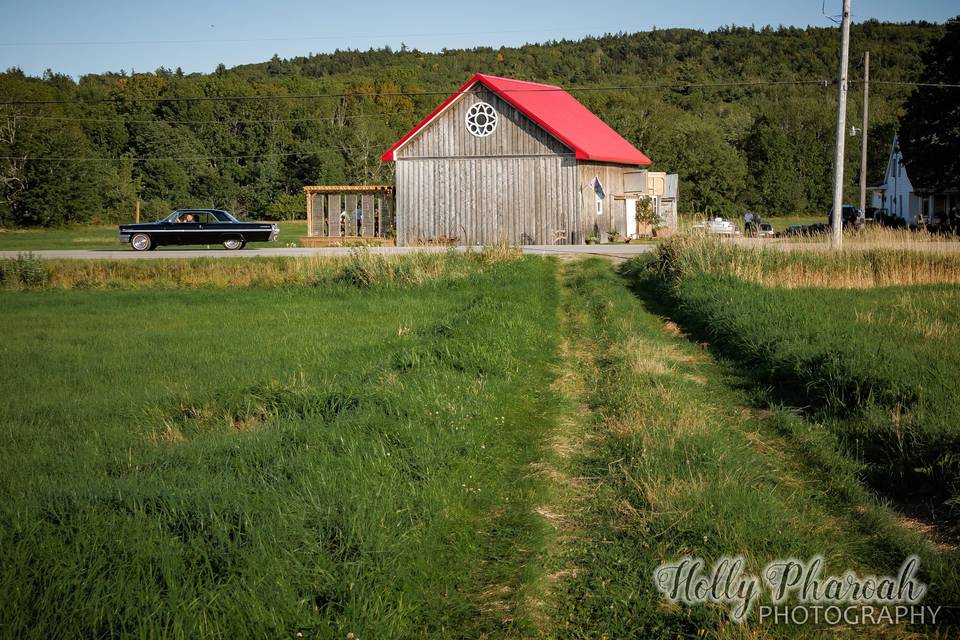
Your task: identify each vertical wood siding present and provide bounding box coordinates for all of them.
[361,195,375,236]
[309,194,322,235]
[343,195,358,236]
[326,194,341,237]
[396,156,580,245]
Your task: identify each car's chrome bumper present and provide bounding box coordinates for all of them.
[118,233,131,244]
[269,225,279,241]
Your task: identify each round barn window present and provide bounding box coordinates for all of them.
[465,102,498,137]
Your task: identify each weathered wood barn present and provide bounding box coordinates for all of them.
[381,73,664,245]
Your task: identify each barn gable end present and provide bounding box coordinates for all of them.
[394,84,572,160]
[383,74,656,246]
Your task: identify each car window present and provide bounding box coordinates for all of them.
[176,211,217,224]
[211,210,236,223]
[173,212,199,224]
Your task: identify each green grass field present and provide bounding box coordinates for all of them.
[643,273,960,515]
[2,251,958,637]
[636,237,960,524]
[0,221,307,250]
[0,256,559,638]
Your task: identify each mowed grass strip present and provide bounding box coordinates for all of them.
[0,257,559,638]
[546,258,958,638]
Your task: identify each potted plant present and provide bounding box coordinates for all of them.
[634,197,662,238]
[585,223,601,244]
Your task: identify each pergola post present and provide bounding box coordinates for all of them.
[306,192,314,237]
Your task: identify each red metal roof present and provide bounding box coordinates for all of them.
[380,73,652,165]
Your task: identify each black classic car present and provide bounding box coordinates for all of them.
[119,209,279,251]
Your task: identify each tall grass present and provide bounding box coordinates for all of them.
[0,256,555,638]
[0,252,47,287]
[0,246,523,291]
[656,234,960,288]
[780,225,960,246]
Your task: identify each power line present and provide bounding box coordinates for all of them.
[3,80,939,127]
[5,112,402,124]
[0,150,372,162]
[0,90,456,107]
[0,79,836,106]
[864,80,960,89]
[2,76,952,162]
[9,77,956,109]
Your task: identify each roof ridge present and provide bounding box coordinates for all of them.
[474,73,562,89]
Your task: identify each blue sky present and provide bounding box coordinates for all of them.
[0,0,956,78]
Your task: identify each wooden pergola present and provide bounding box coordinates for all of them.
[303,185,395,240]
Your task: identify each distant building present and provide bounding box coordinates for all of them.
[871,134,958,226]
[380,73,677,245]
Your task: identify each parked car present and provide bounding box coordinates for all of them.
[829,204,865,229]
[119,209,279,251]
[693,217,740,236]
[757,222,775,238]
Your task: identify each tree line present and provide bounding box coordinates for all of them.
[0,21,946,227]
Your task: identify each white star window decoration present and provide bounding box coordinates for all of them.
[465,102,498,137]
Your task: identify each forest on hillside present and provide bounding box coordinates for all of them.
[0,21,946,227]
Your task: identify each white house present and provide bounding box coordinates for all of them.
[870,134,958,226]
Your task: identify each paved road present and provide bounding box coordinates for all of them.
[0,244,659,260]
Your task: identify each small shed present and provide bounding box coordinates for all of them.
[302,185,395,243]
[381,74,668,245]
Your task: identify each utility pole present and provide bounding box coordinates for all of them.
[830,0,852,250]
[135,195,141,224]
[858,51,870,219]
